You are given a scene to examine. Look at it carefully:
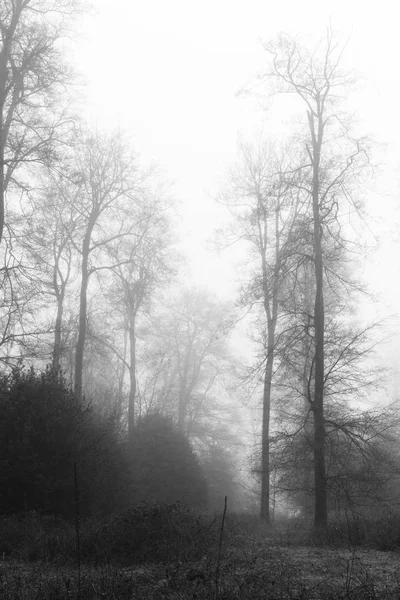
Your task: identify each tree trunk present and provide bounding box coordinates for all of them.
[178,379,186,432]
[313,258,327,526]
[74,232,91,399]
[0,141,4,247]
[178,338,192,432]
[0,51,6,246]
[259,199,280,523]
[309,108,328,527]
[301,267,315,516]
[52,291,64,372]
[260,341,274,522]
[117,322,128,420]
[128,316,136,442]
[0,3,24,247]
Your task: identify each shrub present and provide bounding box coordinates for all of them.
[128,413,208,509]
[0,365,126,519]
[0,366,87,517]
[106,502,218,564]
[332,510,400,551]
[0,503,223,566]
[0,511,75,562]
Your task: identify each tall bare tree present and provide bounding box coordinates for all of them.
[103,189,176,441]
[69,130,142,399]
[220,139,304,522]
[262,28,370,526]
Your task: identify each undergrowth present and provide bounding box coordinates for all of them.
[276,509,400,551]
[1,505,400,598]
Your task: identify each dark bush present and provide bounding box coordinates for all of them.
[329,510,400,551]
[0,511,74,562]
[201,443,239,511]
[0,365,125,519]
[0,504,221,566]
[106,502,218,564]
[128,413,208,509]
[273,509,400,551]
[0,366,87,517]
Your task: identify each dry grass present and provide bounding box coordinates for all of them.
[2,509,400,598]
[1,534,400,599]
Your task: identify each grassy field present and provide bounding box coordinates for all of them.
[1,507,400,599]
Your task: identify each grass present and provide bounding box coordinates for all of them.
[1,506,400,599]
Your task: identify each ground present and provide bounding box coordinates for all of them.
[1,540,399,599]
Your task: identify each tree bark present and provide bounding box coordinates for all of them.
[259,197,280,523]
[128,316,136,442]
[117,321,128,419]
[74,263,88,398]
[0,3,20,246]
[52,291,64,372]
[178,335,193,432]
[260,334,274,522]
[309,107,328,527]
[0,51,7,247]
[74,226,93,399]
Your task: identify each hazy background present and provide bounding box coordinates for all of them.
[70,0,400,385]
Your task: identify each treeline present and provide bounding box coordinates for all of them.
[0,1,399,527]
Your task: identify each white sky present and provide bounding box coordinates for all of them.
[71,0,400,370]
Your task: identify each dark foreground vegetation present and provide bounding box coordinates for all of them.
[1,363,400,598]
[1,505,400,599]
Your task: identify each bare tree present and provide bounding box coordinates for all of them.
[103,188,176,441]
[262,28,370,526]
[146,288,237,444]
[0,231,47,364]
[68,130,142,399]
[220,139,304,522]
[19,166,80,370]
[272,314,392,516]
[0,0,83,246]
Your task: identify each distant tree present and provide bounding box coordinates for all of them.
[200,442,239,511]
[145,288,236,441]
[103,186,176,440]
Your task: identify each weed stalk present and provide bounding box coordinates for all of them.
[74,461,81,600]
[214,495,227,599]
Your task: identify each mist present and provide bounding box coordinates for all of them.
[1,1,400,597]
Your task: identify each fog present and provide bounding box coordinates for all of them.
[75,0,400,297]
[1,1,400,596]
